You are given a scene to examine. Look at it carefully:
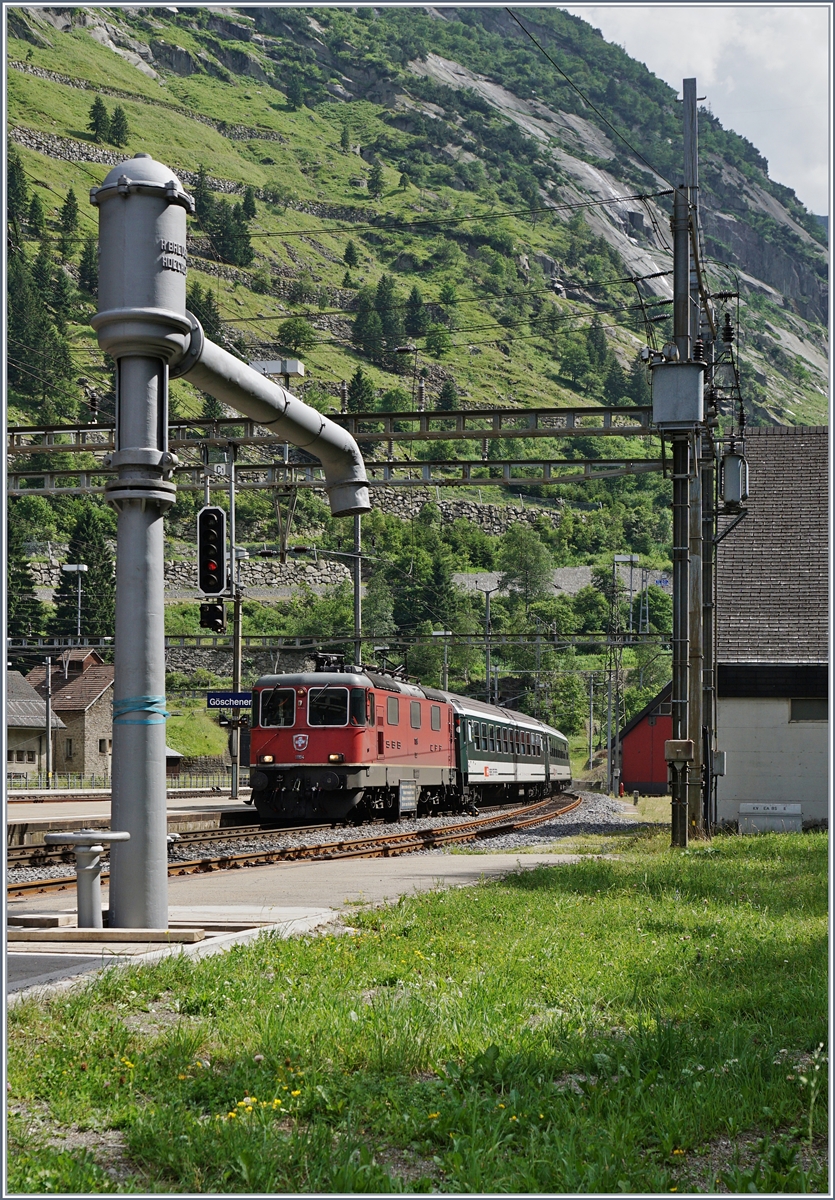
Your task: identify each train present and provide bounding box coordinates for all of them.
[248,655,572,823]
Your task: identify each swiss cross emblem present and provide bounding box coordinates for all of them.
[293,734,308,751]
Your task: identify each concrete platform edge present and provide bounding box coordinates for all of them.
[7,911,337,1007]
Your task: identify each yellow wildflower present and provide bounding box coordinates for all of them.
[672,1149,685,1156]
[428,1112,440,1119]
[291,1089,301,1097]
[510,1115,517,1122]
[497,1103,505,1109]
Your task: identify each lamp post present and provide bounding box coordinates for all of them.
[431,630,453,690]
[61,563,88,637]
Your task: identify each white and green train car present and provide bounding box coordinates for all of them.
[445,694,572,805]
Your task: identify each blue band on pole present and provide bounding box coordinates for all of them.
[112,695,170,725]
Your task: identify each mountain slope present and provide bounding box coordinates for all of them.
[7,3,828,433]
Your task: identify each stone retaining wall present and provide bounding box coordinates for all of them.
[369,489,562,534]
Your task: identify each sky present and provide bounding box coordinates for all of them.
[559,4,831,215]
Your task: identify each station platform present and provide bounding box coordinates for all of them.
[7,791,254,847]
[7,851,584,998]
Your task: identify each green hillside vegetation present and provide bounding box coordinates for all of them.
[5,5,827,720]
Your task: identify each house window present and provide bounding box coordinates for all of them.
[65,739,73,760]
[387,696,399,726]
[410,701,422,729]
[27,751,36,763]
[99,739,108,754]
[790,698,828,722]
[6,750,13,762]
[16,750,25,762]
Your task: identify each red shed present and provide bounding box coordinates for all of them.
[618,683,672,795]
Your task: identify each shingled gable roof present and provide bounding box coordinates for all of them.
[6,671,65,729]
[27,659,114,713]
[715,426,828,664]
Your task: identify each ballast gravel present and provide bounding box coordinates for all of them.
[7,793,650,885]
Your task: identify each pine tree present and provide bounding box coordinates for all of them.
[187,281,223,340]
[344,239,359,268]
[603,358,627,403]
[6,518,45,638]
[399,172,411,189]
[627,355,651,406]
[27,192,45,239]
[50,267,75,331]
[286,76,304,110]
[586,313,609,369]
[342,269,355,289]
[109,105,130,148]
[340,123,351,152]
[58,187,79,259]
[87,96,111,144]
[242,186,257,220]
[7,143,29,227]
[367,161,384,198]
[31,239,54,300]
[437,378,458,411]
[50,504,116,638]
[7,253,74,407]
[79,236,98,296]
[352,288,384,361]
[201,392,225,420]
[193,164,214,224]
[405,284,429,335]
[347,365,376,413]
[374,273,404,355]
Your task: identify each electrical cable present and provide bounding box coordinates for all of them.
[245,190,673,239]
[504,9,677,191]
[218,268,674,324]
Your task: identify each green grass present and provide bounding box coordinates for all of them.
[165,701,229,757]
[7,833,827,1193]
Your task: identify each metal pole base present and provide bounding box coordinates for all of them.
[75,846,104,929]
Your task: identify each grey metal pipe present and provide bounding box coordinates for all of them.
[172,321,369,517]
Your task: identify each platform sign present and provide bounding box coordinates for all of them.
[206,692,251,709]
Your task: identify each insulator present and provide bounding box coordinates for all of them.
[693,337,704,361]
[722,312,734,345]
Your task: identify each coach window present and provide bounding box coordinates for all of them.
[481,722,488,748]
[473,722,481,750]
[503,728,510,755]
[309,687,349,727]
[350,688,367,726]
[260,688,296,727]
[387,696,400,726]
[489,725,495,753]
[410,701,422,729]
[431,705,441,731]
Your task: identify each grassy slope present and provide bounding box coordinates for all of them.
[6,832,827,1192]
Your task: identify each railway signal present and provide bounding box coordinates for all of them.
[199,601,226,633]
[197,506,227,596]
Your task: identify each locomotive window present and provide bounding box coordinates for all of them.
[387,696,400,725]
[431,705,441,731]
[350,688,366,726]
[410,701,422,729]
[308,687,349,726]
[367,692,375,725]
[259,688,295,728]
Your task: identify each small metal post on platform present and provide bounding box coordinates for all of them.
[43,829,130,928]
[431,630,452,690]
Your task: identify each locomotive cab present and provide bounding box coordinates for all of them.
[250,672,376,822]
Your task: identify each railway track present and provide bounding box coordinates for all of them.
[6,794,580,897]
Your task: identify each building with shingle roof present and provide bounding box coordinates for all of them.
[27,650,114,776]
[714,426,828,826]
[6,670,65,780]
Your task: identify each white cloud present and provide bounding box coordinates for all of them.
[559,5,831,213]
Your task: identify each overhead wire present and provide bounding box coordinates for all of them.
[217,268,674,324]
[503,8,677,191]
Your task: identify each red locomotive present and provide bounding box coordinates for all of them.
[248,655,571,823]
